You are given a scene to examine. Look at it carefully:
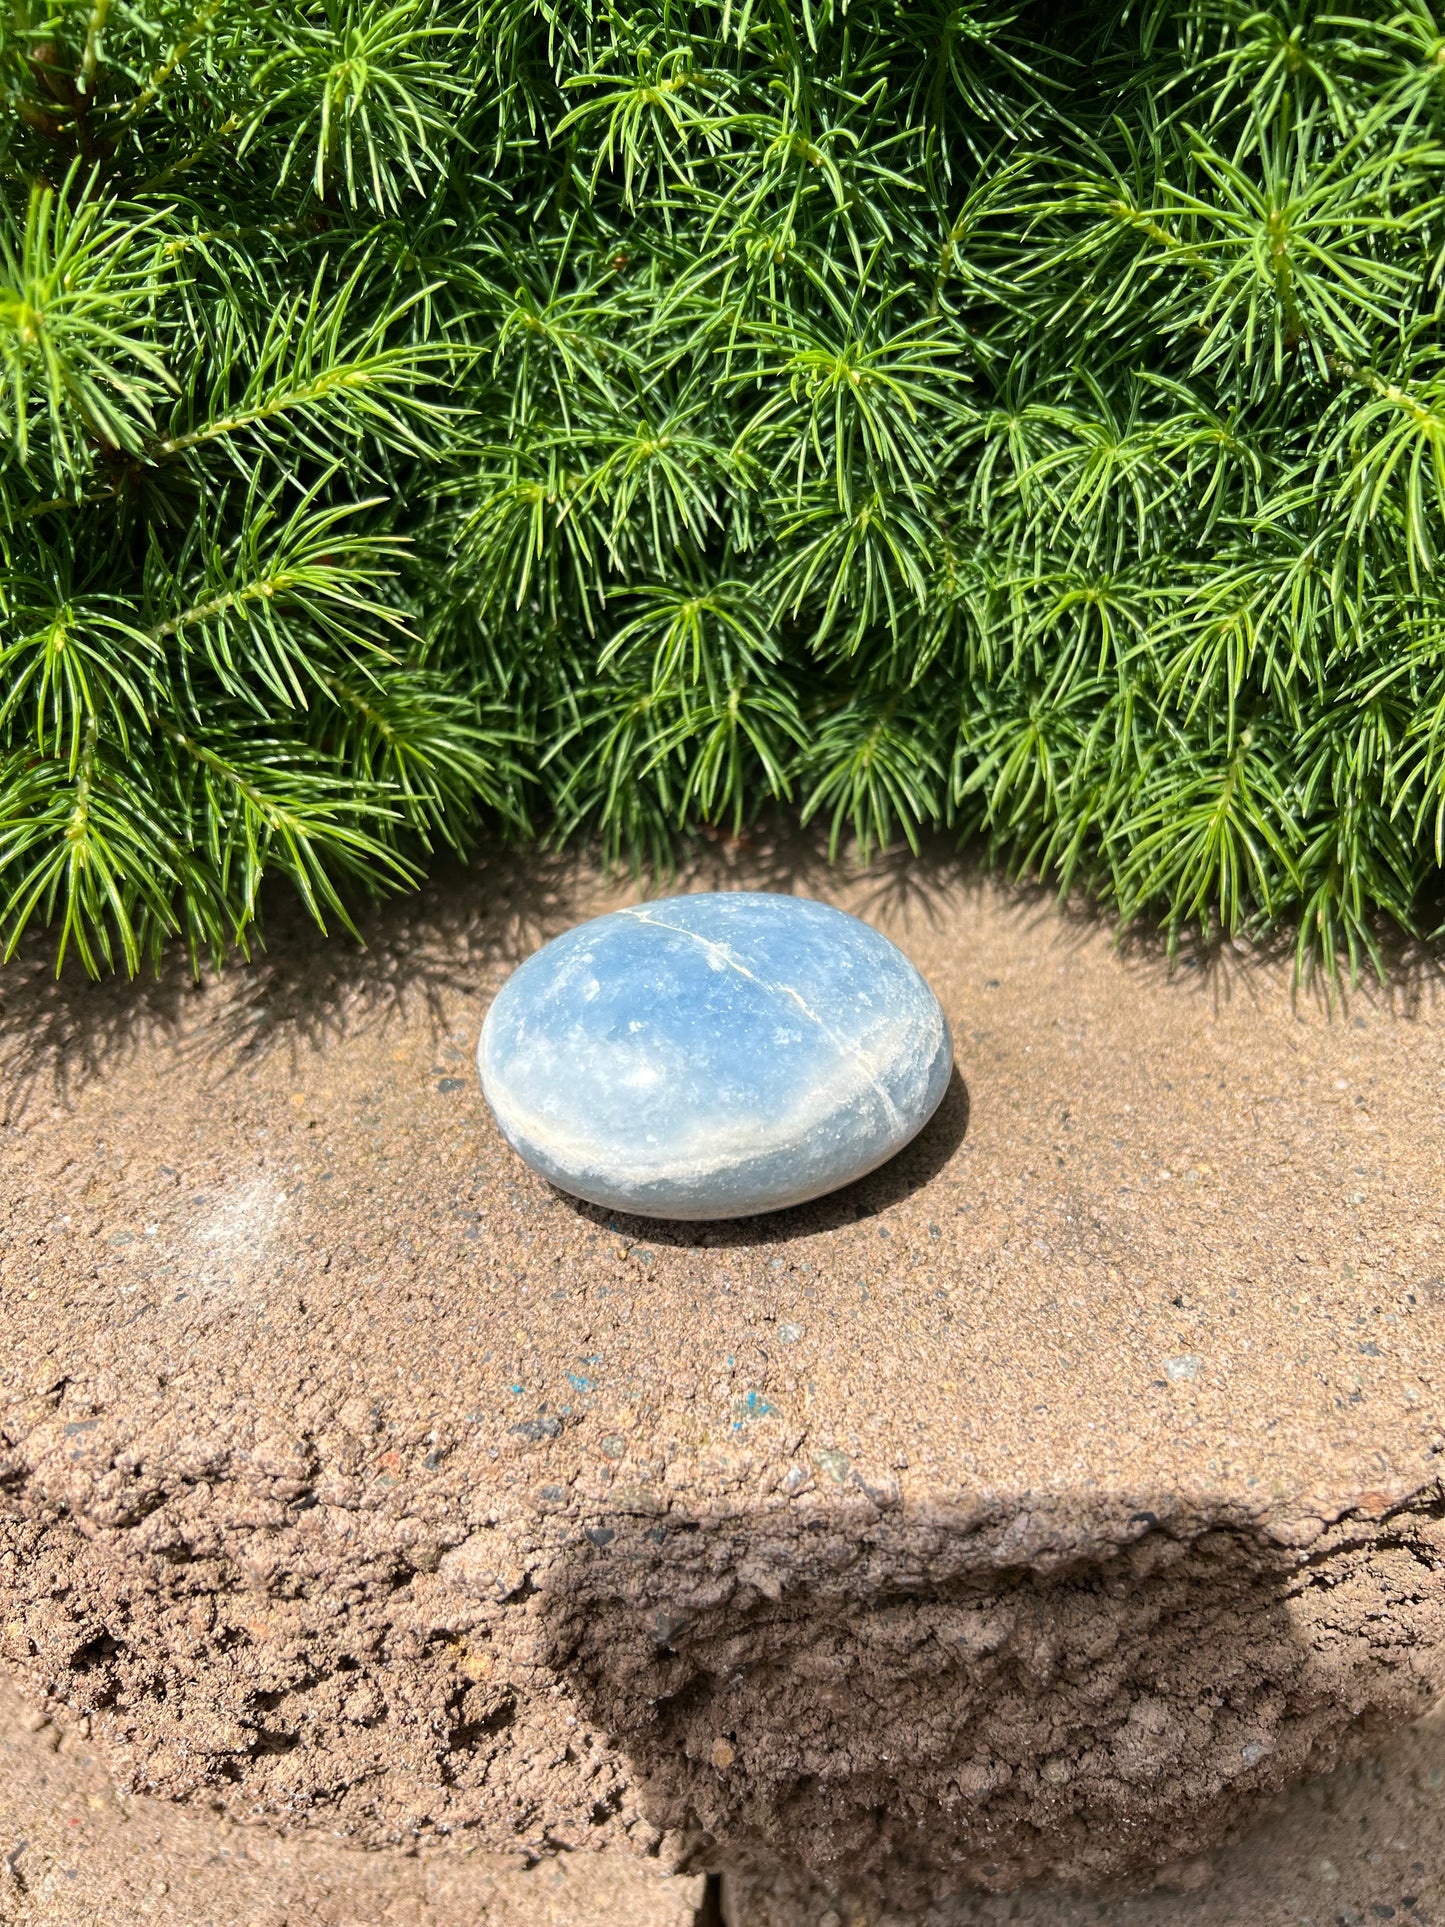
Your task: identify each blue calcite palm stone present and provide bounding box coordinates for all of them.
[477,891,952,1220]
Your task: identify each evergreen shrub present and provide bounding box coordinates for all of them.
[3,0,1444,977]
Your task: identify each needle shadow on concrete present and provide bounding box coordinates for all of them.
[0,851,584,1121]
[9,823,1441,1130]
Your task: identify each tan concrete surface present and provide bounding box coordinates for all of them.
[731,1706,1445,1927]
[2,1656,1443,1925]
[0,1675,703,1924]
[2,843,1443,1904]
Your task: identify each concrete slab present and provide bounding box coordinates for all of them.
[0,1676,703,1924]
[2,1669,1443,1925]
[728,1698,1445,1927]
[2,847,1443,1907]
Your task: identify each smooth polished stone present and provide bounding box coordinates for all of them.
[477,891,953,1220]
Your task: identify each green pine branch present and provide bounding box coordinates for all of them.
[2,0,1445,983]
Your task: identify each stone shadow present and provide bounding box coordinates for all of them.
[531,1483,1445,1916]
[556,1065,970,1249]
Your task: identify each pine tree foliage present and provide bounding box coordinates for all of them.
[3,0,1445,977]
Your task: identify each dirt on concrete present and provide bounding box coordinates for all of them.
[1,843,1444,1907]
[3,1606,1444,1927]
[729,1697,1445,1927]
[0,1673,703,1925]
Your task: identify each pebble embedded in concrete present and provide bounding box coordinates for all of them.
[477,891,953,1219]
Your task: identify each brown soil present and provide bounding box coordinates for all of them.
[1,844,1443,1907]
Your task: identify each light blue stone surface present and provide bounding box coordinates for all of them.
[477,891,952,1220]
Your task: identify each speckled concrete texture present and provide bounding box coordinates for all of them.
[2,1629,1444,1927]
[1,844,1443,1907]
[0,1674,703,1924]
[725,1700,1445,1927]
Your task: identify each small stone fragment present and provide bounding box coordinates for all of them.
[478,892,953,1219]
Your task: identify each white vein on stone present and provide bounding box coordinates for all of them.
[619,906,907,1133]
[482,1041,902,1187]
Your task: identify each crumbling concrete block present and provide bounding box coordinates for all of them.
[2,856,1442,1911]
